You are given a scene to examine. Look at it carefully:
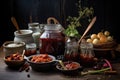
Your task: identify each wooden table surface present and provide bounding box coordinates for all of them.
[0,46,120,80]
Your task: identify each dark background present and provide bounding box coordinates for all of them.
[0,0,119,46]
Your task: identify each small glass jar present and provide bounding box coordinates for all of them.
[28,22,42,49]
[32,32,41,49]
[64,37,79,61]
[28,22,40,33]
[80,39,95,67]
[25,43,37,56]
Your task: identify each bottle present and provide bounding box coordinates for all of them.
[39,24,65,57]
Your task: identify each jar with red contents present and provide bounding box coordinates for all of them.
[39,24,65,57]
[80,39,95,67]
[25,43,37,56]
[64,37,79,62]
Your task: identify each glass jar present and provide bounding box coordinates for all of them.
[39,24,65,57]
[80,39,95,67]
[25,43,37,56]
[64,37,79,61]
[28,22,41,49]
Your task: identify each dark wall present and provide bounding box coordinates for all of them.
[0,0,16,46]
[0,0,119,46]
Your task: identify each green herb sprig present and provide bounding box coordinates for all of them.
[64,0,94,38]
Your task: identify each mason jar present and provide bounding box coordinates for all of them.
[39,24,65,57]
[64,37,79,61]
[80,39,95,67]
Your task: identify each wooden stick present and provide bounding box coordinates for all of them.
[11,17,22,34]
[78,16,96,44]
[29,15,32,23]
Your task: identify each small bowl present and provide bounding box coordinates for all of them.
[4,53,26,69]
[27,54,56,72]
[56,61,82,76]
[3,41,26,56]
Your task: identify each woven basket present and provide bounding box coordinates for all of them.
[93,40,117,49]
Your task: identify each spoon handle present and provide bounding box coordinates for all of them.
[58,60,67,70]
[78,16,96,44]
[22,50,25,57]
[11,17,21,34]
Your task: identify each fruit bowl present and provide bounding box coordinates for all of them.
[93,41,117,58]
[93,40,117,49]
[85,30,117,49]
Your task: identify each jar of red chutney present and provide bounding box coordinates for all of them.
[80,39,95,67]
[64,37,79,62]
[39,24,65,57]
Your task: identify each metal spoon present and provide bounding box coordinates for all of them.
[58,60,67,70]
[11,16,22,34]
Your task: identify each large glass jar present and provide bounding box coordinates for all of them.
[39,24,65,57]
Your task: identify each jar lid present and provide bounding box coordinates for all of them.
[28,22,39,27]
[26,43,36,49]
[14,29,33,36]
[44,24,63,31]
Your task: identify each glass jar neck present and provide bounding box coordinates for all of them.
[44,24,62,31]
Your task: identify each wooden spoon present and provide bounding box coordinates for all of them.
[78,16,97,44]
[11,16,22,34]
[22,49,25,58]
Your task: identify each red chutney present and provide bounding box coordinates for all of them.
[39,24,65,57]
[80,54,94,63]
[65,62,80,70]
[80,54,95,67]
[64,53,79,61]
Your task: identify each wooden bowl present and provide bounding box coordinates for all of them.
[93,40,117,49]
[4,53,26,69]
[56,61,82,76]
[3,41,26,56]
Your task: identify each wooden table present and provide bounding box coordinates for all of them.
[0,47,120,80]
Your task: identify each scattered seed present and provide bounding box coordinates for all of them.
[27,74,30,78]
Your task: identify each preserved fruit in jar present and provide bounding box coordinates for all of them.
[39,24,65,57]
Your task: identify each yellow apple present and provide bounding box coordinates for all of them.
[104,31,110,36]
[90,34,98,40]
[92,38,99,44]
